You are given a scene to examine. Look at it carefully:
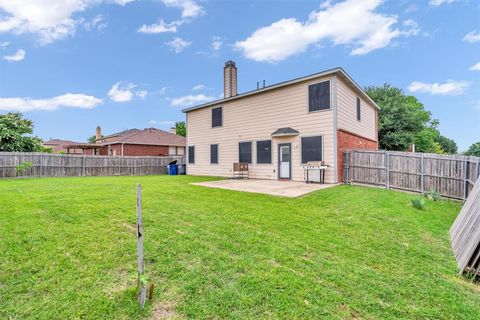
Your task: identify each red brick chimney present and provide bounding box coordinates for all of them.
[96,126,101,141]
[224,60,237,98]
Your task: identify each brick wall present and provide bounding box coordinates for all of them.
[337,129,378,182]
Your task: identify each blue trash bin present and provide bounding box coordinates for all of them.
[167,164,177,175]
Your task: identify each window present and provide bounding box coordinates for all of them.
[210,144,218,164]
[301,136,322,163]
[212,107,223,127]
[308,81,330,112]
[356,97,361,121]
[256,140,271,164]
[239,142,252,163]
[188,146,195,164]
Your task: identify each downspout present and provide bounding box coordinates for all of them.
[121,143,124,156]
[332,75,338,184]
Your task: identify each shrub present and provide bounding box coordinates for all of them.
[425,188,440,201]
[15,162,32,176]
[411,198,425,210]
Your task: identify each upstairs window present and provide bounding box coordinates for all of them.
[301,136,322,163]
[188,146,195,164]
[356,97,361,121]
[308,81,330,112]
[212,107,223,127]
[256,140,271,164]
[239,142,252,163]
[210,144,218,164]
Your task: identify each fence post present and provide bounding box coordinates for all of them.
[82,155,85,176]
[346,152,350,183]
[420,154,424,195]
[385,152,389,189]
[477,159,480,180]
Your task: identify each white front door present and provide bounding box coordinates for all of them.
[279,144,291,179]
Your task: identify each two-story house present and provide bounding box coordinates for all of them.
[183,61,379,184]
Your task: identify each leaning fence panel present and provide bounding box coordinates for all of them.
[343,150,479,201]
[0,152,184,178]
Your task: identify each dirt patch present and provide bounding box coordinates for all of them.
[152,301,176,320]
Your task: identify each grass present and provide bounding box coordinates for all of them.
[0,175,479,319]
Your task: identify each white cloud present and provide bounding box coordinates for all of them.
[0,0,130,44]
[150,120,175,126]
[192,84,206,91]
[111,0,135,5]
[3,49,25,62]
[234,0,420,63]
[84,14,107,31]
[211,36,222,50]
[0,93,102,112]
[429,0,458,6]
[170,94,215,107]
[407,80,470,96]
[463,30,480,43]
[469,62,480,71]
[162,0,204,18]
[138,19,183,34]
[136,90,148,99]
[166,37,191,53]
[108,82,136,102]
[0,41,9,48]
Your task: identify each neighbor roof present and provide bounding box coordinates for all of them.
[182,67,380,113]
[97,128,185,147]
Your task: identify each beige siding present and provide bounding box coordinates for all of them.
[336,77,377,141]
[187,76,336,183]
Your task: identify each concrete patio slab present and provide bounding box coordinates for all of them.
[191,179,336,198]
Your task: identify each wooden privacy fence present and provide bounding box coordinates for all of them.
[0,152,184,178]
[450,178,480,277]
[343,150,480,201]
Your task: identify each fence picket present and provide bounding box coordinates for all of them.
[343,150,479,201]
[0,152,184,178]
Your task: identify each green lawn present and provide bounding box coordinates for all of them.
[0,175,478,319]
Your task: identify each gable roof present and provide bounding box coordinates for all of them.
[97,128,186,147]
[182,67,380,113]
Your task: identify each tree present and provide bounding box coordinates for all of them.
[465,142,480,157]
[365,84,445,153]
[0,112,50,152]
[87,135,103,143]
[175,121,186,137]
[435,135,458,154]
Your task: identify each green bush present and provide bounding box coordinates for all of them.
[411,197,425,210]
[15,162,32,175]
[425,188,440,201]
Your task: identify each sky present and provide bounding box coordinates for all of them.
[0,0,479,151]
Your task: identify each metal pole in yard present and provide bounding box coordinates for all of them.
[136,184,147,308]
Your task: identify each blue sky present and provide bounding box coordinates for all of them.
[0,0,479,151]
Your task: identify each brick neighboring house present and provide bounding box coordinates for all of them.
[47,127,186,157]
[183,61,379,183]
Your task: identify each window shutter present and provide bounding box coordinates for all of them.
[256,140,271,164]
[188,146,195,164]
[239,142,252,163]
[301,136,322,163]
[210,144,218,164]
[356,97,361,121]
[212,107,223,127]
[308,81,330,112]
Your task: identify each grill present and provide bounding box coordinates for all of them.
[302,161,328,184]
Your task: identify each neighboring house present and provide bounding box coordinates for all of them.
[43,139,93,155]
[183,61,379,183]
[49,127,186,157]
